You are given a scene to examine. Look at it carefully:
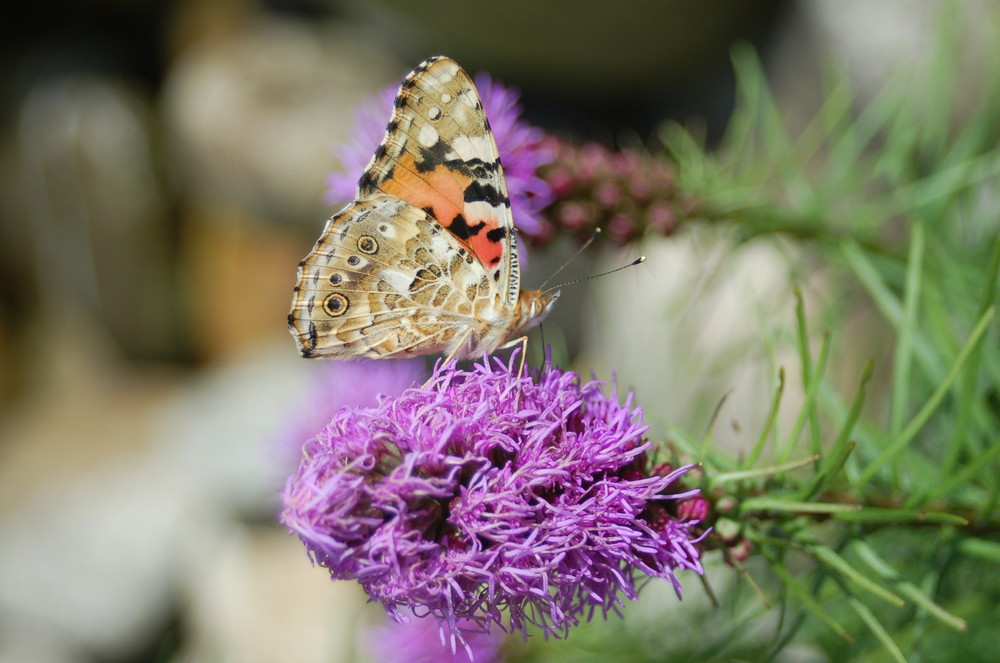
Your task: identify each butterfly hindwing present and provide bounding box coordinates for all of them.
[357,56,520,310]
[289,195,494,358]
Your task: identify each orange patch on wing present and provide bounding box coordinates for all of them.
[380,155,464,221]
[468,218,504,268]
[379,155,505,269]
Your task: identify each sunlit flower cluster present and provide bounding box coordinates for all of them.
[282,357,707,639]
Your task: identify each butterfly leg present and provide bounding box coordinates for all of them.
[497,335,530,378]
[515,336,529,378]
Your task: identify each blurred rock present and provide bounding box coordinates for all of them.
[2,72,181,364]
[173,524,367,663]
[180,210,305,361]
[357,0,784,93]
[0,323,329,660]
[162,15,402,227]
[0,315,186,659]
[581,230,812,455]
[347,0,786,139]
[772,0,1000,121]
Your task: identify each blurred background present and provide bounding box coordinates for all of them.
[1,1,996,661]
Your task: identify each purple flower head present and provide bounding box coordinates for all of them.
[276,359,424,468]
[366,614,505,663]
[281,355,707,641]
[325,68,554,238]
[540,139,686,244]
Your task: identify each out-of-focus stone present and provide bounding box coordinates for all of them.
[162,16,402,227]
[580,230,813,455]
[173,524,368,663]
[4,73,180,363]
[0,318,324,660]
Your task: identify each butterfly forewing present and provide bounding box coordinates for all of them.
[357,56,520,309]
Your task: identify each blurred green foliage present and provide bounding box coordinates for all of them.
[514,6,1000,662]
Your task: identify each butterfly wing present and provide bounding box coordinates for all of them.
[356,56,521,311]
[288,195,495,358]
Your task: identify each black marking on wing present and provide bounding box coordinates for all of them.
[466,159,501,180]
[305,322,318,354]
[415,138,454,173]
[358,169,379,191]
[463,180,508,207]
[486,227,507,243]
[448,213,487,240]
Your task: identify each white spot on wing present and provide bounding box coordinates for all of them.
[381,269,412,293]
[434,60,460,81]
[450,134,494,160]
[465,200,505,222]
[427,229,454,255]
[373,197,406,216]
[418,124,439,147]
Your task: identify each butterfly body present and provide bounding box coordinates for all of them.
[289,57,556,359]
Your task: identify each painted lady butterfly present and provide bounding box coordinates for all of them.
[288,56,557,360]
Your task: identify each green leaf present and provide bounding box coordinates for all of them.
[957,537,1000,563]
[744,367,785,468]
[832,508,967,526]
[943,231,1000,477]
[841,239,947,383]
[740,497,860,515]
[922,425,1000,504]
[794,289,823,456]
[859,306,996,488]
[798,360,873,500]
[699,391,733,458]
[895,582,968,634]
[712,455,819,487]
[846,595,907,663]
[890,220,924,441]
[809,544,905,607]
[778,331,830,465]
[852,541,968,633]
[763,551,853,642]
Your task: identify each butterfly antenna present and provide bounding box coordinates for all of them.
[542,255,646,295]
[538,228,602,291]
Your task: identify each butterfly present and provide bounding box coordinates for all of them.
[288,56,557,361]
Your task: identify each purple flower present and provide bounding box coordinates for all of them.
[365,614,505,663]
[540,139,686,244]
[325,69,554,238]
[281,356,707,641]
[276,359,424,467]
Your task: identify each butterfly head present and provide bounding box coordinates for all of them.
[515,289,559,334]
